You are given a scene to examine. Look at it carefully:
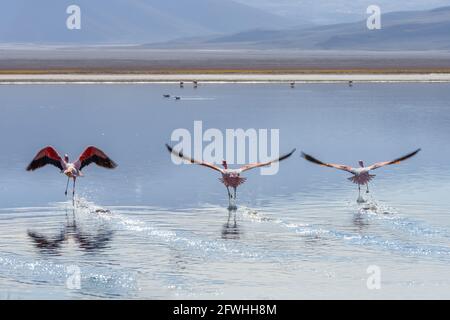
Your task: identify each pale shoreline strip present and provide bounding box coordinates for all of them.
[2,73,450,84]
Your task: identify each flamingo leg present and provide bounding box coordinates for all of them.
[233,188,237,200]
[366,184,370,194]
[226,187,233,208]
[226,187,232,199]
[72,178,76,205]
[65,177,70,196]
[357,184,366,203]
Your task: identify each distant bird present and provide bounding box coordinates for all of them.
[301,149,421,202]
[290,81,295,88]
[175,96,181,100]
[27,146,117,202]
[349,80,353,87]
[193,80,198,88]
[166,144,296,207]
[163,94,171,98]
[180,81,184,88]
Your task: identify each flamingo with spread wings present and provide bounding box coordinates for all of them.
[27,146,117,202]
[166,144,296,207]
[301,149,421,202]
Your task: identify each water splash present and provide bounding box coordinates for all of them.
[0,252,137,298]
[240,204,450,261]
[68,198,275,261]
[357,198,450,238]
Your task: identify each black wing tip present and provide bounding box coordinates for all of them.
[300,151,313,160]
[279,148,296,161]
[300,151,324,165]
[165,143,179,155]
[407,148,422,158]
[109,160,118,169]
[97,156,118,169]
[26,163,37,171]
[166,143,184,157]
[400,148,422,160]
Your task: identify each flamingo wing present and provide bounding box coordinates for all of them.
[301,152,354,173]
[27,230,66,248]
[166,144,223,173]
[239,149,296,172]
[367,148,421,170]
[76,146,117,171]
[26,146,64,171]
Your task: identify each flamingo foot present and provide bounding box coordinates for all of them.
[357,195,366,204]
[228,196,237,210]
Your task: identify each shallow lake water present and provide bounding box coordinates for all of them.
[0,82,450,299]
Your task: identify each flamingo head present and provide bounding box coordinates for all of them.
[358,160,364,167]
[222,160,228,169]
[64,154,69,163]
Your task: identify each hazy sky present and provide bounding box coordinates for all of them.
[235,0,450,24]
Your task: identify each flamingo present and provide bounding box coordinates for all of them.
[26,146,117,202]
[166,144,296,208]
[301,149,421,202]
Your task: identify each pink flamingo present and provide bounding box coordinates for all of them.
[166,144,295,207]
[301,149,421,201]
[27,146,117,202]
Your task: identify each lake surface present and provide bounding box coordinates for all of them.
[0,82,450,299]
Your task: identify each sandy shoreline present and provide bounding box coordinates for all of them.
[2,73,450,84]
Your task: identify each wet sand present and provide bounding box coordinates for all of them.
[2,73,450,84]
[2,47,450,71]
[2,47,450,83]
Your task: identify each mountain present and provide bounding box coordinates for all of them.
[0,0,295,44]
[233,0,450,24]
[166,6,450,50]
